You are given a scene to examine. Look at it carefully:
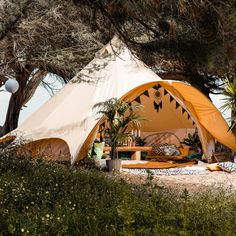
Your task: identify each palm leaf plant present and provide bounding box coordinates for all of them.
[181,132,201,151]
[221,78,236,135]
[93,98,144,159]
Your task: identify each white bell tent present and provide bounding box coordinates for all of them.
[1,36,235,164]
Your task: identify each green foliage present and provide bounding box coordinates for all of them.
[181,132,201,150]
[221,78,236,132]
[0,153,236,235]
[94,98,144,159]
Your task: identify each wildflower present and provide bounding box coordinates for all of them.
[46,214,50,218]
[21,228,25,232]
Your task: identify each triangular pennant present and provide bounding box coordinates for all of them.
[164,89,168,96]
[159,101,163,109]
[176,102,180,109]
[153,100,159,112]
[153,85,159,90]
[157,84,162,90]
[142,90,149,97]
[187,114,190,120]
[192,121,195,126]
[182,108,186,115]
[170,96,174,103]
[134,96,141,104]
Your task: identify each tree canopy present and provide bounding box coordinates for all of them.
[0,0,235,136]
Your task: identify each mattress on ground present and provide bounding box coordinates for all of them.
[122,161,196,169]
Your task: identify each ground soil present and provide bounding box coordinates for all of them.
[115,170,236,192]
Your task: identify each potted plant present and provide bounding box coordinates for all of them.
[93,98,143,171]
[181,132,201,153]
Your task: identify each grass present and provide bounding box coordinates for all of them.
[0,153,236,235]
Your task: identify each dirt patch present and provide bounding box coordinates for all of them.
[114,170,236,192]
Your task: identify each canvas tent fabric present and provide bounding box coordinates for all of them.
[1,36,235,164]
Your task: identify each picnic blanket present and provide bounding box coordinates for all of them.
[122,166,206,176]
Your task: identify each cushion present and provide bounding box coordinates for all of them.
[218,162,236,173]
[178,147,189,157]
[90,142,105,159]
[150,143,166,156]
[206,163,222,171]
[186,153,202,159]
[160,144,181,156]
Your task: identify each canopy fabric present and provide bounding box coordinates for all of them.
[1,36,235,164]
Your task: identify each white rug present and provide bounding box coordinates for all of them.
[122,166,206,176]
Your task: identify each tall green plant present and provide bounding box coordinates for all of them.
[221,78,236,135]
[93,98,143,159]
[181,132,201,151]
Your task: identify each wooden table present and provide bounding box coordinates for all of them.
[103,146,152,160]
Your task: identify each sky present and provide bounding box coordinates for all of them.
[0,79,231,126]
[0,75,63,126]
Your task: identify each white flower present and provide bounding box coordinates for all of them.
[21,228,25,232]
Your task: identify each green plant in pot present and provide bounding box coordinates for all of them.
[181,132,201,153]
[93,98,143,170]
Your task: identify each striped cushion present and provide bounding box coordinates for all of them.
[218,162,236,173]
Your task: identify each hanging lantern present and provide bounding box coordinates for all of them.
[5,79,19,93]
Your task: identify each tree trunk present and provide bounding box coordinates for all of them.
[0,69,47,137]
[1,74,27,136]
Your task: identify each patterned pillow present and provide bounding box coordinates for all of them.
[151,143,167,156]
[218,162,236,173]
[159,144,181,156]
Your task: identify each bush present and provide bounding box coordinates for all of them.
[0,153,236,235]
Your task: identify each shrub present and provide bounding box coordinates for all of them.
[0,153,236,235]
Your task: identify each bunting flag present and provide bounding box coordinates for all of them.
[164,89,168,96]
[142,90,149,97]
[176,102,180,109]
[134,96,141,104]
[182,108,186,115]
[192,121,195,126]
[153,100,159,111]
[187,114,190,120]
[153,100,163,112]
[153,85,159,90]
[169,96,174,103]
[153,84,162,90]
